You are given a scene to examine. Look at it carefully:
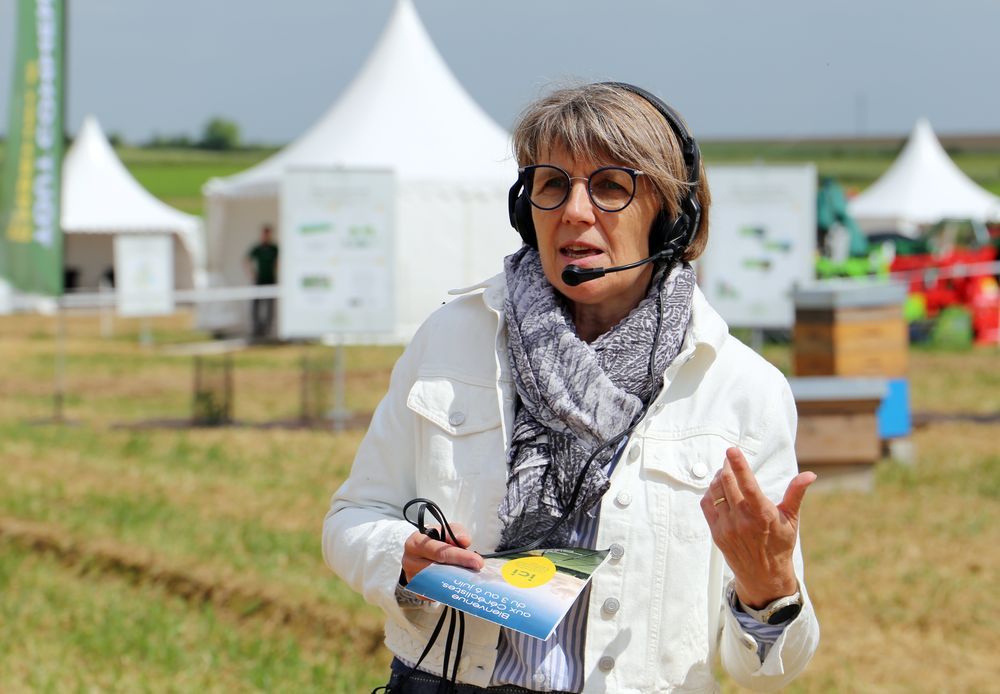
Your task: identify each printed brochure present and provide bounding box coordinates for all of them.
[404,547,609,640]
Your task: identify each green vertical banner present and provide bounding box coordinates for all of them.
[0,0,65,296]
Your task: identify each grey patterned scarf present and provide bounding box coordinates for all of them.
[497,247,696,551]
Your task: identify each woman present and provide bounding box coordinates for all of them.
[324,82,819,692]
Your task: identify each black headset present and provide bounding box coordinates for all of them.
[507,82,702,262]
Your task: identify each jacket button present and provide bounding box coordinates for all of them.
[691,462,708,478]
[598,656,615,671]
[532,673,547,687]
[448,411,465,427]
[602,597,620,614]
[615,491,632,507]
[609,543,625,560]
[627,443,641,462]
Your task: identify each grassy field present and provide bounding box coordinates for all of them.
[117,147,279,215]
[0,314,395,692]
[0,312,997,691]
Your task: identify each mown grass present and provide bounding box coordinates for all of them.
[0,312,399,690]
[0,420,368,606]
[0,312,401,423]
[1,312,998,691]
[0,315,397,593]
[0,542,387,693]
[768,423,999,693]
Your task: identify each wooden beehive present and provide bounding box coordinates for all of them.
[792,282,908,378]
[789,377,887,492]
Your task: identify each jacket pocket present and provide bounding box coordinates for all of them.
[406,376,506,480]
[406,375,506,524]
[643,431,752,540]
[407,375,502,438]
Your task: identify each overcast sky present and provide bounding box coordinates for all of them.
[2,0,999,144]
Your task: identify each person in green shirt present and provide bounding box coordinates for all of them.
[246,224,279,338]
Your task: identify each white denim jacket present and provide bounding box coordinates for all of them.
[323,273,819,692]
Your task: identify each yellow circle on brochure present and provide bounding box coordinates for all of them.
[501,556,557,589]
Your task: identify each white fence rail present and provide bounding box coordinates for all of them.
[4,259,999,314]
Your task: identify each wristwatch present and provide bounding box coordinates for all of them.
[737,589,803,625]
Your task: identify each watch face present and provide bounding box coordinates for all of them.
[767,602,802,625]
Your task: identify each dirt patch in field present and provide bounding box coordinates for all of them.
[0,516,384,655]
[913,410,1000,425]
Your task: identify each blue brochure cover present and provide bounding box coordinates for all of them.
[404,548,610,641]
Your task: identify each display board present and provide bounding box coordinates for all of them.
[698,165,817,329]
[0,278,12,314]
[279,168,395,339]
[114,234,174,317]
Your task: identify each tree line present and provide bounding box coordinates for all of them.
[1,117,244,151]
[138,117,242,151]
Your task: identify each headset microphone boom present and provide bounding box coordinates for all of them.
[560,246,676,286]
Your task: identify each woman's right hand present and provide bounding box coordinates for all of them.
[401,523,484,584]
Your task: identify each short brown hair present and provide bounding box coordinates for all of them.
[512,83,710,260]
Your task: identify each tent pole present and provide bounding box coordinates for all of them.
[55,0,69,423]
[99,280,114,337]
[332,342,347,432]
[54,299,66,422]
[140,316,153,346]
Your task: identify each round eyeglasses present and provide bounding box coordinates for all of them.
[520,164,644,213]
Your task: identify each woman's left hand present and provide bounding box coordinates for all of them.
[701,447,816,608]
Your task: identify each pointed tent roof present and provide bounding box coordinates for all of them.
[63,115,204,268]
[206,0,512,198]
[849,118,1000,235]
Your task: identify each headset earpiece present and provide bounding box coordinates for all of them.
[668,195,702,259]
[508,175,539,249]
[663,212,691,253]
[514,189,536,249]
[648,209,672,256]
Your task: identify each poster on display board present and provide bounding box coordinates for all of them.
[114,234,175,317]
[279,168,395,339]
[698,165,816,329]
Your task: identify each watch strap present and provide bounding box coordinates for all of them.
[737,589,803,625]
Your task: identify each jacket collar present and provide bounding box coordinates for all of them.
[448,272,506,312]
[687,284,729,359]
[448,271,729,358]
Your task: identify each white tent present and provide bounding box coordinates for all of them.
[202,0,519,340]
[848,118,1000,237]
[62,115,205,290]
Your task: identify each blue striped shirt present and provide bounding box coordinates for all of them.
[491,510,600,691]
